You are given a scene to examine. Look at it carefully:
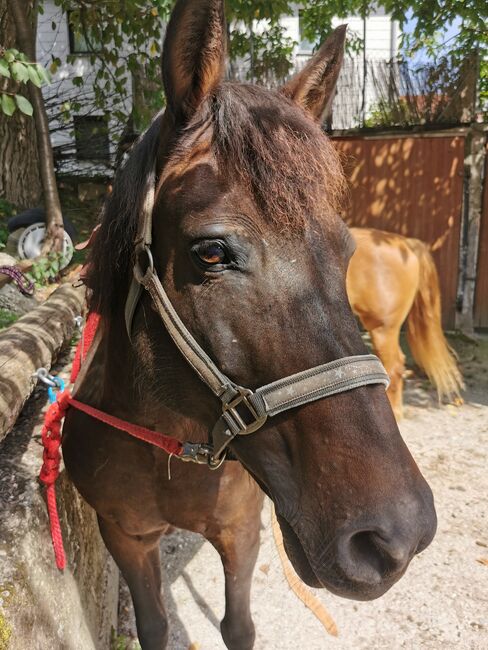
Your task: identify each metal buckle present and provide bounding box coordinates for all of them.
[222,387,267,436]
[180,442,226,470]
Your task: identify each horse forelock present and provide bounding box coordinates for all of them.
[166,83,346,230]
[87,82,346,316]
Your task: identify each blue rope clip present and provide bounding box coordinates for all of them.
[47,377,65,404]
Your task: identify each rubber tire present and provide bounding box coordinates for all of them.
[7,208,77,241]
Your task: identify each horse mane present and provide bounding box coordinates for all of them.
[86,115,161,315]
[86,83,345,317]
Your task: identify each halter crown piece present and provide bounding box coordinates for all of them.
[124,172,390,469]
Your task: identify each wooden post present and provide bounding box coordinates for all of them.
[0,283,85,442]
[457,123,487,333]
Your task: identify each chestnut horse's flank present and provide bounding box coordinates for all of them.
[62,1,436,649]
[348,227,463,419]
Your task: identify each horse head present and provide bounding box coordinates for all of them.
[90,0,436,601]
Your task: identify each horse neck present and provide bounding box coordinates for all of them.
[77,303,211,443]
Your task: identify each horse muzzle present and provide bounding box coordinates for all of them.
[278,481,437,600]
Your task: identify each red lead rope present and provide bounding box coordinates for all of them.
[39,312,183,570]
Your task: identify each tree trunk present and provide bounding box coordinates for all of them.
[8,0,64,252]
[0,0,41,209]
[0,283,85,442]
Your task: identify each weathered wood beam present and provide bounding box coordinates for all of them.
[0,283,85,442]
[457,124,488,333]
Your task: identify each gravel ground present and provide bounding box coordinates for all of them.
[118,335,488,650]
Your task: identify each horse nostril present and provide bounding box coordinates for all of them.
[342,529,412,583]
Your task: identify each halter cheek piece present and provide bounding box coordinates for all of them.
[124,182,390,469]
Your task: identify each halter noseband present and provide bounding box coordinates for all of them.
[124,178,389,469]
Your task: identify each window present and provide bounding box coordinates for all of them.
[73,116,110,161]
[67,11,101,54]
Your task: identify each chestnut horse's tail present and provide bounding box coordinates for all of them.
[406,238,464,401]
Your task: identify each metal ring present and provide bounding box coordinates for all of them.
[208,451,227,471]
[35,368,58,388]
[47,377,65,404]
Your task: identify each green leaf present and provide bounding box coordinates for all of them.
[35,64,51,85]
[1,94,16,116]
[4,50,15,63]
[15,94,33,116]
[0,59,10,78]
[27,65,42,87]
[11,61,29,83]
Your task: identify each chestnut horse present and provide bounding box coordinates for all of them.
[62,2,436,648]
[348,227,463,419]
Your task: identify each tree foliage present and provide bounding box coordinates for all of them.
[49,0,300,133]
[0,48,50,116]
[300,0,487,113]
[49,0,486,131]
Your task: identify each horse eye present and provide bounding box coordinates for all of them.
[193,241,229,267]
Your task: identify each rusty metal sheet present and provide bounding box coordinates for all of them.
[333,134,465,328]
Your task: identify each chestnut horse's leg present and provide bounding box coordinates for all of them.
[97,517,168,650]
[206,494,264,650]
[369,325,406,419]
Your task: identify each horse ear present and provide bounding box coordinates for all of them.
[280,25,347,121]
[162,0,226,123]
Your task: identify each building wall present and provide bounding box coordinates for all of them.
[37,0,132,176]
[282,6,399,60]
[37,2,401,172]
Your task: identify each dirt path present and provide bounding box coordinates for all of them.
[118,336,488,650]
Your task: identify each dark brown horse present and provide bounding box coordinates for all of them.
[62,2,436,648]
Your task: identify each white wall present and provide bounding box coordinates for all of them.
[37,1,402,170]
[37,0,132,175]
[280,7,402,129]
[281,5,400,59]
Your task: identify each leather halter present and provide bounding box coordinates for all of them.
[124,174,390,469]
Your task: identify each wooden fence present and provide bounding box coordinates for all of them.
[332,131,466,328]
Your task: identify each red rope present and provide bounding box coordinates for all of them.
[39,390,72,570]
[68,398,184,456]
[70,312,100,384]
[40,312,183,570]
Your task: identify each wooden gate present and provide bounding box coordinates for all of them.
[333,133,465,328]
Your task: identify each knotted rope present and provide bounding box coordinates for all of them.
[39,312,184,569]
[39,390,72,570]
[0,265,34,295]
